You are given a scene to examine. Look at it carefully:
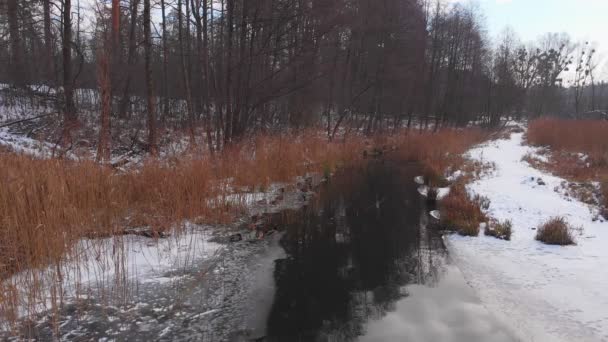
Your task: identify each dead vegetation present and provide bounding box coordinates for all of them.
[535,217,578,246]
[0,127,490,328]
[0,128,487,278]
[439,184,488,236]
[528,118,608,215]
[389,128,489,185]
[485,219,512,241]
[0,131,365,279]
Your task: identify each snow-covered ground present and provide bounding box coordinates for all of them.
[446,131,608,342]
[3,223,223,324]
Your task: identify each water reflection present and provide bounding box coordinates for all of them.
[265,161,467,342]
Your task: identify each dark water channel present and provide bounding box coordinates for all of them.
[250,161,515,342]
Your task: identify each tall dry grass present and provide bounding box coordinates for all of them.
[389,128,488,185]
[0,131,365,327]
[0,127,487,330]
[528,118,608,210]
[528,119,608,164]
[0,132,364,277]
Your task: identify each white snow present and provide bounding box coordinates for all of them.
[446,132,608,342]
[0,128,56,158]
[417,185,451,200]
[3,223,223,324]
[208,192,271,208]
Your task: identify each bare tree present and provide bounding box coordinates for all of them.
[62,0,77,145]
[143,0,158,154]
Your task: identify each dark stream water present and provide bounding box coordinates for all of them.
[252,161,515,342]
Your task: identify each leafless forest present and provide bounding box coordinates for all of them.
[1,0,606,158]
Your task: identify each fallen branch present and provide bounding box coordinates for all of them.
[0,113,55,129]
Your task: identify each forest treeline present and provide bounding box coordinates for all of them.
[0,0,606,157]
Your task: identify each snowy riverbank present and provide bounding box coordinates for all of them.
[446,131,608,342]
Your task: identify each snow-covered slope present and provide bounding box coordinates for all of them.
[447,132,608,342]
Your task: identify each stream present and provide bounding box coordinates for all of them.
[235,160,516,342]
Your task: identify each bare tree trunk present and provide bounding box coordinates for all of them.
[97,0,120,162]
[7,0,25,87]
[43,0,54,84]
[161,0,170,118]
[192,0,215,153]
[62,0,77,144]
[178,0,195,142]
[112,0,120,46]
[118,0,140,118]
[143,0,158,155]
[224,0,234,143]
[203,0,214,154]
[97,50,111,162]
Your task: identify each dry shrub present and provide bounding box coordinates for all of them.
[486,220,512,241]
[535,217,576,245]
[440,184,487,236]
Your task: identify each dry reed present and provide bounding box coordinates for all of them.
[528,118,608,210]
[0,127,486,329]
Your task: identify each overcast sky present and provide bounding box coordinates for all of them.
[452,0,608,79]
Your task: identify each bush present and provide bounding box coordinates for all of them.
[486,220,512,241]
[535,217,576,245]
[440,184,487,237]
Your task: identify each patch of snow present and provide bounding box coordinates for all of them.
[3,223,223,323]
[417,185,450,200]
[437,187,450,200]
[207,192,272,208]
[414,176,425,185]
[429,210,441,220]
[447,132,608,342]
[446,170,464,182]
[0,128,55,158]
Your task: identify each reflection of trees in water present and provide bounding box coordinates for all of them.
[266,162,448,342]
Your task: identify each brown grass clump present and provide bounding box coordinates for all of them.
[535,217,576,246]
[486,220,512,241]
[440,184,488,236]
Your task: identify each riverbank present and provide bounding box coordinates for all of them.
[446,129,608,342]
[0,127,488,338]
